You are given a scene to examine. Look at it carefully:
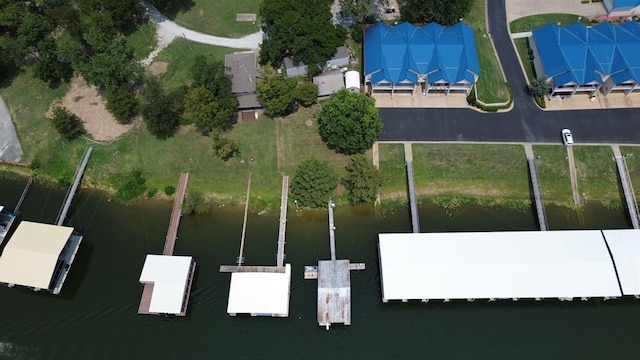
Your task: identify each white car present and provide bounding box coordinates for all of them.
[562,129,574,147]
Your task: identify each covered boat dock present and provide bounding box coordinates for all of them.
[378,230,640,303]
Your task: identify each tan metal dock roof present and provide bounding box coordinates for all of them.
[317,260,351,326]
[0,221,74,289]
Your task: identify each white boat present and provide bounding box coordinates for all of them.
[0,206,16,245]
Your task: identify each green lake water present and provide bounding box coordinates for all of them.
[0,177,638,359]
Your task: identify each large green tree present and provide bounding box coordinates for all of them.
[140,79,180,139]
[259,0,346,76]
[317,89,382,155]
[339,0,371,23]
[399,0,472,25]
[342,155,381,204]
[50,106,86,140]
[291,158,338,208]
[257,65,298,117]
[106,84,138,123]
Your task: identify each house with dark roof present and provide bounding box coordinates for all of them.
[530,21,640,98]
[225,51,262,112]
[313,71,345,97]
[364,22,480,96]
[603,0,640,16]
[284,46,352,77]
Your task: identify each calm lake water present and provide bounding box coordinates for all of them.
[0,177,638,360]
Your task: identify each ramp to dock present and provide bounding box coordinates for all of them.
[404,143,420,233]
[612,146,639,229]
[276,176,289,267]
[56,146,93,226]
[163,172,189,256]
[528,158,548,231]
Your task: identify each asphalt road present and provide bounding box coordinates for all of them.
[378,0,640,145]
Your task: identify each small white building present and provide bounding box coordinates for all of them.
[226,264,292,317]
[345,71,360,92]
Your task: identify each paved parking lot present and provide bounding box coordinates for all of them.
[0,96,22,162]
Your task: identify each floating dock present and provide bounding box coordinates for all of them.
[0,148,92,295]
[138,172,196,316]
[221,176,292,317]
[378,230,640,303]
[306,198,365,330]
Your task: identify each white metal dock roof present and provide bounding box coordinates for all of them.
[0,221,74,289]
[227,264,291,317]
[602,229,640,295]
[378,231,623,301]
[139,255,193,315]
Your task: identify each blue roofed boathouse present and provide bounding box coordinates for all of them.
[530,21,640,98]
[364,22,480,96]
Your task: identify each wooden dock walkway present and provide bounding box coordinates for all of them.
[56,146,93,226]
[14,177,32,215]
[612,146,640,229]
[276,176,289,268]
[524,145,548,231]
[237,173,251,265]
[163,172,189,256]
[328,197,337,261]
[405,143,420,233]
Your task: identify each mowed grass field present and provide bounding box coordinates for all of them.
[465,0,509,104]
[573,146,622,207]
[173,0,261,38]
[532,145,573,207]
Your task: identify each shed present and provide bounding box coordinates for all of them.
[313,71,345,97]
[345,71,360,92]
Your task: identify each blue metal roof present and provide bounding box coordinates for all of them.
[610,0,640,9]
[532,21,640,86]
[364,22,480,85]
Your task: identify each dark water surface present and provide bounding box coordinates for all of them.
[0,178,638,359]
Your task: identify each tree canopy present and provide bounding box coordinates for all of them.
[399,0,473,25]
[259,0,346,75]
[185,55,237,134]
[50,106,86,140]
[317,89,382,155]
[530,77,551,98]
[291,158,339,208]
[140,79,180,139]
[257,65,298,117]
[342,155,381,204]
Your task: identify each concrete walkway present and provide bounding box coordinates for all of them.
[0,95,23,162]
[506,0,605,23]
[140,1,263,66]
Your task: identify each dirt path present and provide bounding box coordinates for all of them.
[61,77,134,142]
[567,146,581,208]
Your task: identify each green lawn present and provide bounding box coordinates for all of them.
[0,72,73,182]
[174,0,261,38]
[532,145,573,207]
[509,13,589,33]
[573,146,622,207]
[514,38,537,81]
[619,146,640,200]
[378,143,406,201]
[154,38,245,89]
[276,105,353,180]
[126,20,157,61]
[464,0,509,104]
[412,144,530,204]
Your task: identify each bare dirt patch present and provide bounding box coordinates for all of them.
[60,76,134,141]
[147,61,168,77]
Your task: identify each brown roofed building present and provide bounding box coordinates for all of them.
[225,51,262,111]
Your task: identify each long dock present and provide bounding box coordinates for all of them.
[236,173,251,265]
[524,145,548,231]
[221,176,292,318]
[163,172,189,256]
[404,143,420,233]
[14,177,32,215]
[276,176,289,267]
[56,146,93,226]
[612,146,640,229]
[307,198,365,330]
